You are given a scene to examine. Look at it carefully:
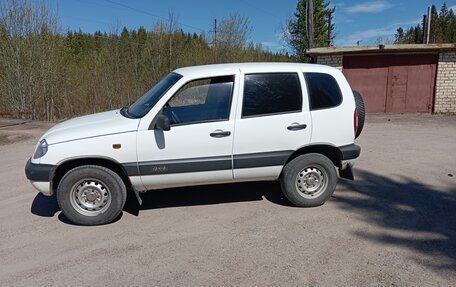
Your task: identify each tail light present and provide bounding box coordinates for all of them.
[354,108,358,137]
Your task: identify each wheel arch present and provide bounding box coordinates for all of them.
[285,144,342,168]
[51,157,133,195]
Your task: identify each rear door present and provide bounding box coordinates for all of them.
[232,67,312,181]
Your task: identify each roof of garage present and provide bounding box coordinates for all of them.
[307,43,456,56]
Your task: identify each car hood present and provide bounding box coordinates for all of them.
[42,109,140,145]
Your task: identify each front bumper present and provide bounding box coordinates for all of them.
[25,158,54,196]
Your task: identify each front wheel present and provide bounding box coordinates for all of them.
[57,165,127,225]
[280,153,337,207]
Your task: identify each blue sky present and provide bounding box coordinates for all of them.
[49,0,456,51]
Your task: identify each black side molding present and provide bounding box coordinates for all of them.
[338,144,361,160]
[25,158,54,182]
[122,150,294,176]
[123,155,233,176]
[233,150,293,169]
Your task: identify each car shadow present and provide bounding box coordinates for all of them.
[123,181,293,216]
[336,169,456,271]
[30,192,124,226]
[30,192,59,217]
[31,181,294,223]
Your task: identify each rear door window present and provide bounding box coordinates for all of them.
[242,73,302,118]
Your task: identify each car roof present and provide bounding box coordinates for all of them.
[173,62,338,78]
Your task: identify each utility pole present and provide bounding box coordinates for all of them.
[327,7,335,47]
[422,14,427,44]
[210,19,217,47]
[426,6,431,44]
[210,19,218,62]
[307,0,315,49]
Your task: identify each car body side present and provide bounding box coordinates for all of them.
[25,63,358,196]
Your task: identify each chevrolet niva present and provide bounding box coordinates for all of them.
[25,63,364,225]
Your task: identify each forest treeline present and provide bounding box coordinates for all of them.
[0,1,290,121]
[395,3,456,44]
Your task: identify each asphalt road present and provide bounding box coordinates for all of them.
[0,114,455,286]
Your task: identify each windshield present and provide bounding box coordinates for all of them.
[125,73,182,118]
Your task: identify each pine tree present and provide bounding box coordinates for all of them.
[449,9,456,42]
[394,27,405,43]
[430,5,442,43]
[439,3,449,42]
[395,2,456,44]
[286,0,335,61]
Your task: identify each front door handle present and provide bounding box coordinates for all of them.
[210,130,231,138]
[287,123,307,131]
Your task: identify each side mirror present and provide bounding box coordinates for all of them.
[155,114,170,131]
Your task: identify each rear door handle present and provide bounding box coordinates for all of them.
[287,123,307,131]
[210,130,231,138]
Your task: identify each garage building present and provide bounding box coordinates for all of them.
[307,44,456,114]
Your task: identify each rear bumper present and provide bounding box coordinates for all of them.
[338,144,361,160]
[25,158,54,196]
[337,144,361,180]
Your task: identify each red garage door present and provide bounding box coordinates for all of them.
[343,54,438,113]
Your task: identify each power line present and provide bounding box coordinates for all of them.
[101,0,206,33]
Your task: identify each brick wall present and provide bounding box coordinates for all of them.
[315,55,343,70]
[435,52,456,114]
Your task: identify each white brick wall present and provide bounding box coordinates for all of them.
[315,55,343,70]
[434,52,456,114]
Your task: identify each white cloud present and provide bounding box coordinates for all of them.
[336,27,394,46]
[333,14,354,24]
[329,1,345,10]
[335,18,421,46]
[261,40,288,52]
[345,1,392,14]
[451,5,456,11]
[261,41,282,48]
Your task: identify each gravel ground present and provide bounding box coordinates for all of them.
[0,114,455,286]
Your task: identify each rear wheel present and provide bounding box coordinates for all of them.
[57,165,126,225]
[280,153,337,207]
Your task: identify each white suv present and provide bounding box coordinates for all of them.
[25,63,364,225]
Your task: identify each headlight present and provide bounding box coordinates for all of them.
[33,139,48,159]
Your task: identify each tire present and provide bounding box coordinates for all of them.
[280,153,337,207]
[57,165,127,225]
[353,90,365,138]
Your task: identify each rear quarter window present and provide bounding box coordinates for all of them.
[305,73,342,110]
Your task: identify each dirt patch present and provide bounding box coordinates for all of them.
[0,132,32,145]
[0,119,54,144]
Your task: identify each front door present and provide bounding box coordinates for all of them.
[136,74,238,190]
